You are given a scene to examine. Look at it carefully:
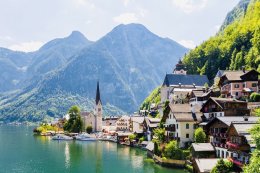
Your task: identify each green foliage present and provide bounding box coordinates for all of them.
[194,127,207,143]
[34,123,59,134]
[63,106,83,133]
[250,92,260,102]
[183,0,260,81]
[243,108,260,172]
[163,140,183,160]
[154,141,161,156]
[161,101,170,123]
[210,159,233,173]
[129,134,137,142]
[153,128,165,143]
[140,87,161,110]
[86,125,93,134]
[139,136,145,143]
[185,164,193,173]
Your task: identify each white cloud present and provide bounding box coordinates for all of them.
[123,0,130,7]
[113,13,138,24]
[74,0,95,8]
[178,40,196,49]
[9,41,44,52]
[172,0,208,14]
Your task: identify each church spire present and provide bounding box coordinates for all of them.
[95,81,101,105]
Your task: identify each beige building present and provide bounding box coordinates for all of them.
[164,104,202,148]
[81,82,103,132]
[116,115,131,131]
[130,116,144,134]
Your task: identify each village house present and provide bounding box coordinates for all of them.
[130,116,144,135]
[200,97,250,120]
[102,116,118,133]
[164,104,202,148]
[202,116,259,159]
[116,115,131,131]
[161,60,209,104]
[189,89,216,106]
[81,82,103,132]
[218,69,259,99]
[226,121,258,169]
[193,158,220,173]
[143,117,160,141]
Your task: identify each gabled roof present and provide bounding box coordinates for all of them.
[201,97,246,111]
[195,158,220,173]
[169,104,202,122]
[192,90,205,97]
[169,104,202,113]
[192,143,215,152]
[231,122,258,135]
[144,117,160,128]
[205,116,259,127]
[162,74,209,87]
[220,69,259,81]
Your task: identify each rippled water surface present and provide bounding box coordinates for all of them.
[0,125,187,173]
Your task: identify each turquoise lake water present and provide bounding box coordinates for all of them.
[0,125,187,173]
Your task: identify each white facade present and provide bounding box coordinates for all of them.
[116,115,131,131]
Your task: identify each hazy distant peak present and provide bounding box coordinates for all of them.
[67,31,88,41]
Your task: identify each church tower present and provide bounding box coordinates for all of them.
[173,59,187,75]
[94,81,103,132]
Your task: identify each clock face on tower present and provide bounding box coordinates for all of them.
[98,108,101,112]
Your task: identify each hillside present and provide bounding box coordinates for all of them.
[183,0,260,81]
[0,24,188,122]
[0,31,92,93]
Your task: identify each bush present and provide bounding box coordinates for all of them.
[211,159,232,173]
[250,92,260,102]
[129,134,137,142]
[194,127,206,143]
[163,140,183,160]
[86,126,93,134]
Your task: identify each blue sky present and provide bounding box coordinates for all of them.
[0,0,240,52]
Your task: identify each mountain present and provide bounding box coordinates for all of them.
[0,23,188,122]
[0,31,92,93]
[0,48,31,92]
[220,0,251,31]
[183,0,260,81]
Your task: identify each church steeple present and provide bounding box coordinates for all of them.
[95,81,102,105]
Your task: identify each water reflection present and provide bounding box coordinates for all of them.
[64,142,70,169]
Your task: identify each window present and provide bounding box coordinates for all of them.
[186,123,189,129]
[234,84,239,88]
[243,83,245,88]
[176,124,178,129]
[220,113,222,116]
[252,83,257,87]
[176,133,178,138]
[193,124,197,129]
[186,134,189,138]
[235,92,239,96]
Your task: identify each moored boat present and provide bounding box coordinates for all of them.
[52,134,73,140]
[75,133,97,141]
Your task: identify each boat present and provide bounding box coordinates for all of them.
[75,133,97,141]
[52,134,73,140]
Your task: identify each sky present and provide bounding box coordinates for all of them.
[0,0,240,52]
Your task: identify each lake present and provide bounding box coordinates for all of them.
[0,125,187,173]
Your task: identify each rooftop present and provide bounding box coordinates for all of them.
[169,104,202,113]
[206,116,259,126]
[195,158,220,173]
[162,74,209,87]
[192,143,215,152]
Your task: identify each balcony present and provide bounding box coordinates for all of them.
[228,157,244,167]
[226,141,240,149]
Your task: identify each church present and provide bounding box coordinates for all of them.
[81,82,103,132]
[161,60,209,104]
